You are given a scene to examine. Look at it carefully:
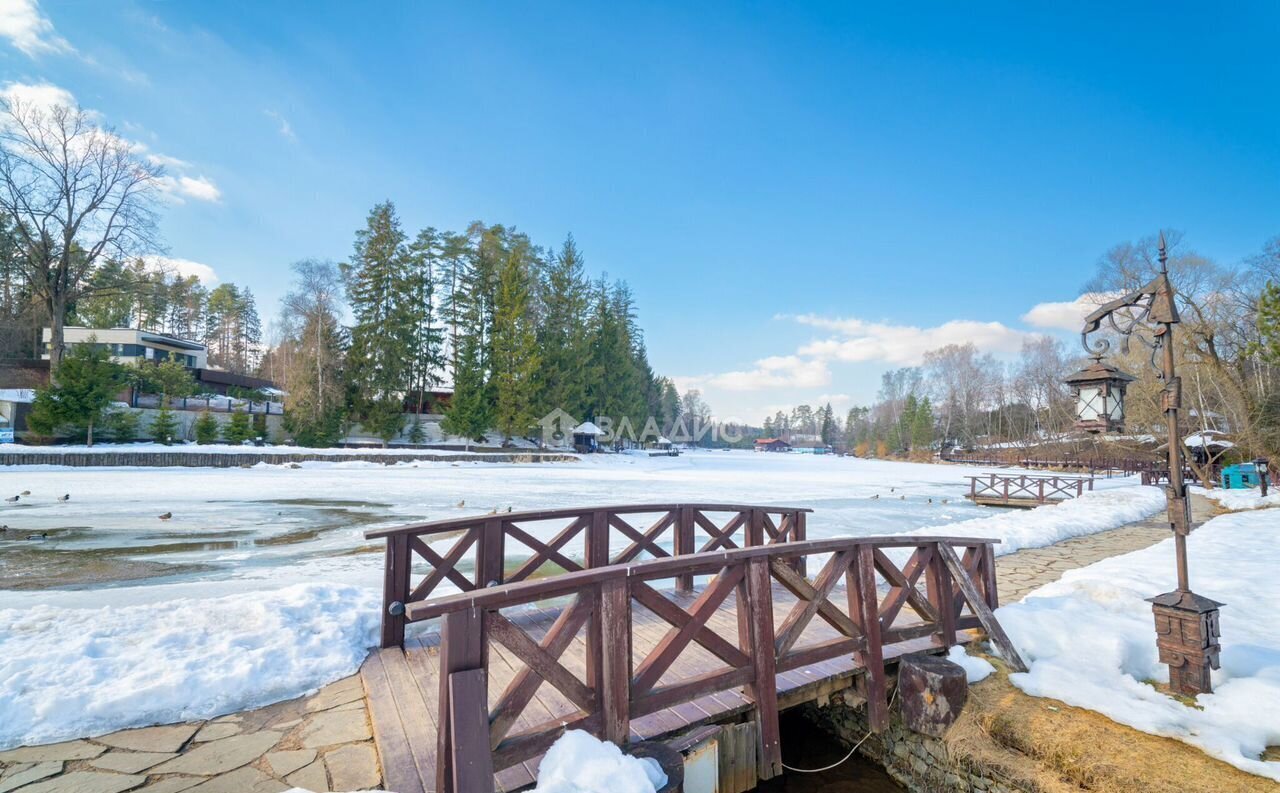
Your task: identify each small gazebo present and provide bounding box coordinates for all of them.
[572,421,604,453]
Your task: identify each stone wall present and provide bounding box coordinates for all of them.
[801,697,1033,793]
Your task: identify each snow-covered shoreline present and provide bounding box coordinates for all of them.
[999,506,1280,781]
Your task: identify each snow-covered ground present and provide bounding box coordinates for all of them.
[0,451,1156,749]
[1192,484,1280,512]
[533,730,667,793]
[999,506,1280,781]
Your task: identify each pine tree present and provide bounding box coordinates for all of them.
[442,328,491,449]
[536,235,590,419]
[100,409,138,443]
[911,397,935,454]
[1257,281,1280,364]
[150,406,179,445]
[819,403,837,446]
[223,411,253,444]
[194,411,220,444]
[492,246,540,441]
[344,202,414,446]
[406,227,447,414]
[26,339,125,445]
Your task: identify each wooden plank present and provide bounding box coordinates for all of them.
[361,649,427,793]
[449,670,495,793]
[937,543,1028,672]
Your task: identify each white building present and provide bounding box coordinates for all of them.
[41,327,208,369]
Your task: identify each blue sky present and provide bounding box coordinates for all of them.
[3,1,1278,421]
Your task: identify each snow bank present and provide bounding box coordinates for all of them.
[904,485,1165,557]
[534,730,667,793]
[0,583,381,749]
[1191,485,1280,512]
[946,645,995,683]
[998,508,1280,781]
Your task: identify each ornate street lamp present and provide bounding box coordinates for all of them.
[1064,357,1136,434]
[1073,233,1222,697]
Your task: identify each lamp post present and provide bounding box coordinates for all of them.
[1070,233,1222,697]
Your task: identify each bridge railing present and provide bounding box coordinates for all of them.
[413,534,1021,793]
[366,503,811,648]
[966,472,1094,503]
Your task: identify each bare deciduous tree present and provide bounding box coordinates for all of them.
[0,96,162,369]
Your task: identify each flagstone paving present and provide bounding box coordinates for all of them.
[996,493,1216,603]
[0,677,378,793]
[0,493,1223,793]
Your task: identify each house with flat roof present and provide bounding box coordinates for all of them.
[42,327,208,369]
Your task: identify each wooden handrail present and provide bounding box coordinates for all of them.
[370,503,813,648]
[406,534,1001,622]
[427,533,1022,793]
[366,502,814,539]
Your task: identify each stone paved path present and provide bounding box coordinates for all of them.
[0,676,379,793]
[996,493,1217,602]
[0,494,1219,793]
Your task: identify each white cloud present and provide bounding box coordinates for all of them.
[1021,292,1119,332]
[677,354,832,393]
[1,80,225,206]
[0,80,78,113]
[265,109,296,142]
[156,174,221,203]
[0,0,73,57]
[141,255,219,285]
[790,314,1034,366]
[146,153,191,170]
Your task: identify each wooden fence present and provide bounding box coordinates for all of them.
[367,503,811,648]
[964,473,1094,506]
[403,534,1013,793]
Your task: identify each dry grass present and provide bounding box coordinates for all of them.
[940,657,1276,793]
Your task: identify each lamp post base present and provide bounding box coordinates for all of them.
[1148,590,1224,697]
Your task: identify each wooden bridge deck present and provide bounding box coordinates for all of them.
[362,581,965,793]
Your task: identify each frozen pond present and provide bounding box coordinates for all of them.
[0,451,997,597]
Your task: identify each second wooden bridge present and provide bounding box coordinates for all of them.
[964,472,1094,508]
[362,503,1025,793]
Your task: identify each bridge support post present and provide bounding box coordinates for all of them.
[600,578,632,745]
[740,556,782,779]
[850,544,888,732]
[675,508,695,593]
[381,534,410,649]
[927,542,958,648]
[437,607,487,793]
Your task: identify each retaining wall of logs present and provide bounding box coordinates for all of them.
[0,450,579,468]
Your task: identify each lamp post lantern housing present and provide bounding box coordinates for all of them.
[1064,357,1136,434]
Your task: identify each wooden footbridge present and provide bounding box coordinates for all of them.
[964,473,1094,508]
[361,504,1025,793]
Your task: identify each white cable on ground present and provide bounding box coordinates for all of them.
[780,686,899,774]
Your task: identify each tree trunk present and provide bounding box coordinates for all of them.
[48,298,66,373]
[87,418,94,447]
